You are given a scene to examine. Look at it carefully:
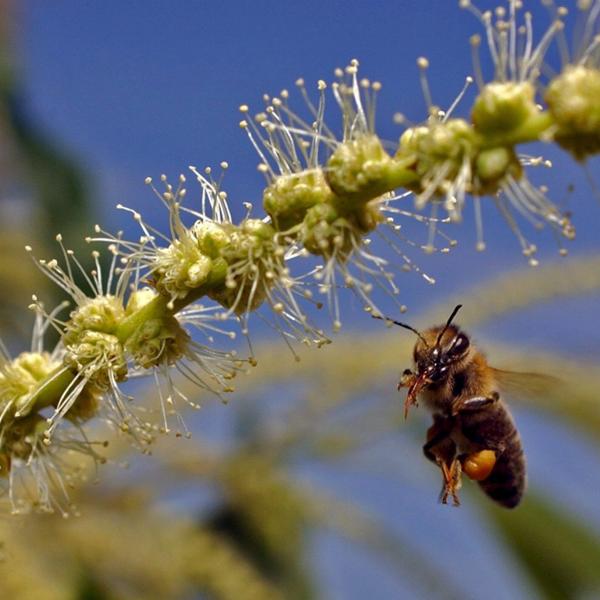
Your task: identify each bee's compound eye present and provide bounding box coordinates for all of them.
[449,333,470,356]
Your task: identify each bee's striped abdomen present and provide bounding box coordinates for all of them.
[460,402,526,509]
[478,432,526,508]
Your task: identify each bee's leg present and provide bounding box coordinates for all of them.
[398,370,419,417]
[439,457,462,507]
[451,391,500,416]
[459,450,497,481]
[447,394,504,490]
[422,417,453,463]
[422,419,462,506]
[455,430,506,485]
[398,369,415,391]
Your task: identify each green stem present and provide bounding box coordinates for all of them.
[25,296,186,413]
[26,259,229,415]
[20,113,552,422]
[116,294,169,343]
[480,111,555,149]
[331,157,420,207]
[25,295,183,414]
[24,367,76,413]
[384,157,421,190]
[172,258,228,312]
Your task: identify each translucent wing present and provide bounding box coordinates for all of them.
[491,368,562,400]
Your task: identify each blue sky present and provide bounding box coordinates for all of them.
[17,2,600,598]
[18,1,600,350]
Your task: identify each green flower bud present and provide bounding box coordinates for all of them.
[263,169,334,230]
[11,352,56,384]
[154,236,213,299]
[397,119,476,197]
[546,65,600,160]
[208,220,281,314]
[58,299,128,419]
[326,134,396,202]
[126,315,190,369]
[301,203,357,258]
[475,146,522,193]
[0,351,60,417]
[472,82,538,135]
[193,221,231,258]
[399,119,473,162]
[303,201,338,231]
[398,125,430,156]
[63,296,126,346]
[64,330,128,385]
[206,257,229,287]
[240,219,275,241]
[126,287,158,315]
[215,220,278,266]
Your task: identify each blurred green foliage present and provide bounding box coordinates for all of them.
[0,11,93,337]
[0,257,598,598]
[487,495,600,600]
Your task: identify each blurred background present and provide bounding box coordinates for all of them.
[0,1,599,598]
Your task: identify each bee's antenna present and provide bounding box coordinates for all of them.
[372,314,429,347]
[435,304,463,347]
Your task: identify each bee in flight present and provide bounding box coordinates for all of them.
[375,305,529,509]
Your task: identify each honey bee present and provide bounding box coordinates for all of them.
[376,305,529,509]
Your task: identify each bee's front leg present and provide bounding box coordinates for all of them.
[398,368,416,391]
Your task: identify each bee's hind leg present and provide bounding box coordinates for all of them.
[439,458,462,507]
[459,450,498,482]
[422,418,462,506]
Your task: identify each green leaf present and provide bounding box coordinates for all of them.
[484,493,600,600]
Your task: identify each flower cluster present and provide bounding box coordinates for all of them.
[545,0,600,160]
[393,2,580,262]
[0,309,107,515]
[241,60,450,325]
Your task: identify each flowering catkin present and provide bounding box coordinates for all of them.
[0,0,599,514]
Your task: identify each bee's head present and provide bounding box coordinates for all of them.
[412,323,471,386]
[373,305,469,407]
[372,305,471,417]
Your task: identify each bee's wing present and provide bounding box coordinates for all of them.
[491,368,562,399]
